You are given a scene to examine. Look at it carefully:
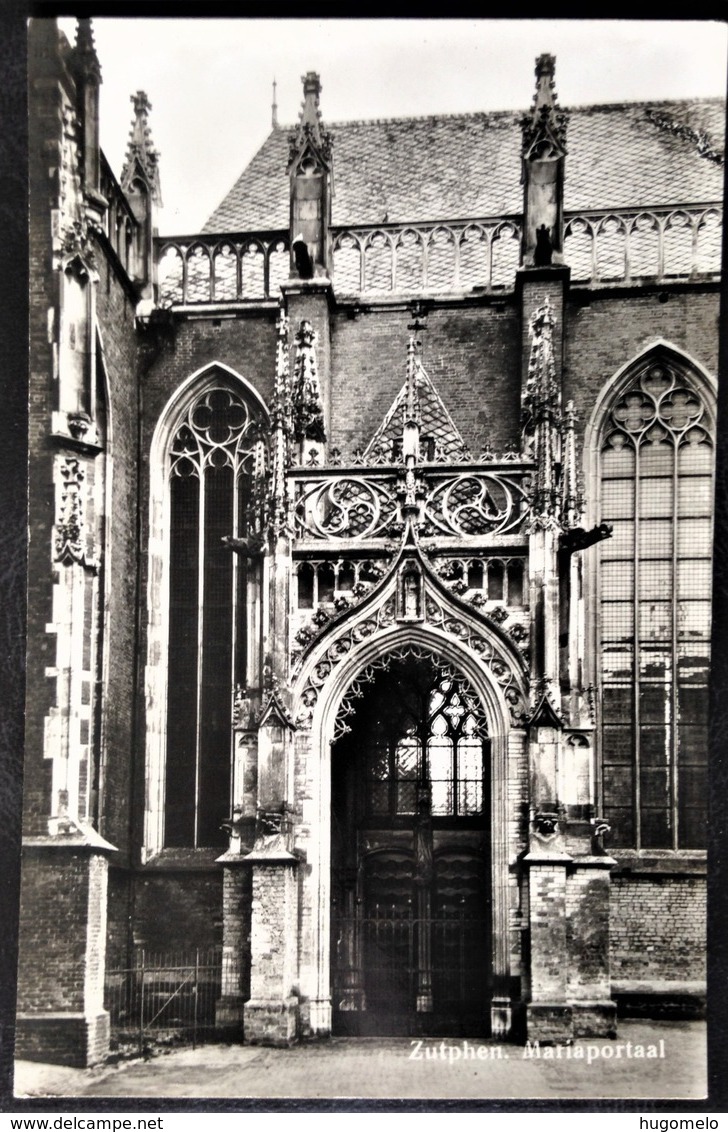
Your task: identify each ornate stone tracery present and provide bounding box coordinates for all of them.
[295,568,528,730]
[169,384,262,479]
[291,320,326,446]
[54,457,90,567]
[331,643,488,742]
[421,471,528,537]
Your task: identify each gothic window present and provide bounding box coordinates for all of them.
[598,358,713,849]
[164,383,263,848]
[363,669,488,820]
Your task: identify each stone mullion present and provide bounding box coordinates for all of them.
[690,214,700,278]
[193,461,206,848]
[633,434,642,850]
[657,217,666,281]
[670,431,680,849]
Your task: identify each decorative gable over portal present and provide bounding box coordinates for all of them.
[363,357,469,464]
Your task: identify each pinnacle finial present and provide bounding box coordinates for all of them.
[73,18,101,81]
[121,90,161,203]
[522,52,567,161]
[288,70,332,170]
[534,53,557,107]
[297,72,323,140]
[301,71,322,123]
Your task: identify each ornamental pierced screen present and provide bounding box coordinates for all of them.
[294,475,398,540]
[422,472,528,537]
[331,220,522,295]
[165,385,264,849]
[157,235,290,306]
[564,207,721,285]
[292,468,528,541]
[598,361,712,850]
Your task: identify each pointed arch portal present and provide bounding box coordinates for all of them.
[330,646,492,1035]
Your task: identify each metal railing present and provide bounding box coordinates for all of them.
[104,948,244,1053]
[332,907,490,1033]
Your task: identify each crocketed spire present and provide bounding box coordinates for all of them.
[288,71,332,168]
[521,53,568,161]
[72,18,101,83]
[120,90,162,204]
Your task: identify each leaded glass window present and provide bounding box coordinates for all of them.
[358,660,488,820]
[599,360,713,849]
[164,385,263,847]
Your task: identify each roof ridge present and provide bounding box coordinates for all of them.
[270,95,725,134]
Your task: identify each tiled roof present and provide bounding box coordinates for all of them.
[203,98,725,234]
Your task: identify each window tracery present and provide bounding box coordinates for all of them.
[164,383,264,848]
[335,652,489,819]
[598,358,713,849]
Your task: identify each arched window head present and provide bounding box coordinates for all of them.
[598,354,713,850]
[164,382,266,848]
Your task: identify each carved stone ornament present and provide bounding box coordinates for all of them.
[591,816,612,855]
[521,54,568,161]
[534,810,560,837]
[258,675,297,732]
[295,569,528,730]
[287,72,333,170]
[67,411,92,440]
[120,90,162,202]
[528,679,564,730]
[330,643,489,744]
[54,458,89,566]
[292,320,326,444]
[232,685,259,731]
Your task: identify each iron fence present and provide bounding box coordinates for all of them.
[332,908,490,1035]
[104,948,244,1053]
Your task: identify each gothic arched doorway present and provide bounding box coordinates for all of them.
[330,648,492,1036]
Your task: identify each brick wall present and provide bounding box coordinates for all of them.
[16,845,110,1066]
[565,867,611,999]
[330,301,521,458]
[18,849,91,1013]
[564,287,719,441]
[130,869,224,954]
[610,874,706,985]
[105,865,132,967]
[528,864,568,1001]
[140,312,278,435]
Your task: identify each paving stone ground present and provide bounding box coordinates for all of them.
[13,1020,706,1102]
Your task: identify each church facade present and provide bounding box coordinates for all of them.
[18,19,720,1065]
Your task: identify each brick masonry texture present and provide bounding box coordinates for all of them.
[610,876,707,984]
[17,846,110,1065]
[130,870,224,955]
[330,302,520,458]
[564,287,720,441]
